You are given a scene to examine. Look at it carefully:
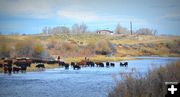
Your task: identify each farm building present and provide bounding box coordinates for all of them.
[96,30,114,35]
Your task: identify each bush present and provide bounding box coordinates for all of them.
[47,40,55,49]
[85,42,96,54]
[95,39,113,55]
[135,28,156,35]
[0,36,12,57]
[108,62,180,97]
[15,40,34,57]
[0,43,11,57]
[60,41,77,52]
[33,43,44,58]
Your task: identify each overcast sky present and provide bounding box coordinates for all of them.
[0,0,180,35]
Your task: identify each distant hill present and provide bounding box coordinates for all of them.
[0,34,180,59]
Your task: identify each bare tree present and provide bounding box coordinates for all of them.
[42,26,70,35]
[136,28,156,35]
[153,29,158,36]
[71,23,88,34]
[72,24,79,34]
[115,23,129,34]
[59,26,70,33]
[42,26,48,35]
[11,32,19,35]
[47,27,52,34]
[79,23,87,33]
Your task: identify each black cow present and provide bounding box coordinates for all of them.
[73,65,81,70]
[13,67,20,73]
[14,61,28,73]
[36,63,45,68]
[59,61,65,67]
[26,59,32,67]
[36,63,45,71]
[96,62,104,67]
[47,60,58,64]
[106,62,110,67]
[15,58,32,67]
[71,62,76,67]
[100,63,104,67]
[20,64,27,73]
[89,61,95,67]
[86,61,90,67]
[110,63,115,67]
[120,62,128,67]
[86,61,95,67]
[7,60,13,74]
[0,63,3,68]
[64,63,69,70]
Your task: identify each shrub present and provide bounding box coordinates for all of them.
[0,43,11,57]
[33,43,44,58]
[47,40,56,49]
[95,39,112,55]
[60,41,77,52]
[135,28,156,35]
[15,39,34,57]
[86,42,96,53]
[108,62,180,97]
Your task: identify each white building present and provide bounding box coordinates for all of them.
[96,30,114,35]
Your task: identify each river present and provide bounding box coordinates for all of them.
[0,57,179,97]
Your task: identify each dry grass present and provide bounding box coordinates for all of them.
[62,56,136,63]
[1,34,180,58]
[108,61,180,97]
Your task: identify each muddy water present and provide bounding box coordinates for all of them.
[0,57,179,97]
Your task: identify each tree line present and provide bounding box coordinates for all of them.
[42,23,88,35]
[41,23,158,35]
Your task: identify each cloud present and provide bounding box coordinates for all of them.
[57,9,101,22]
[57,8,148,25]
[0,0,100,19]
[0,0,55,19]
[163,13,180,21]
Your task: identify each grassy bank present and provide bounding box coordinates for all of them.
[63,56,136,63]
[0,34,180,58]
[108,61,180,97]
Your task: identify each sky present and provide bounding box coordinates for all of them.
[0,0,180,35]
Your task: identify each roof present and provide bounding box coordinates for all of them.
[96,30,113,33]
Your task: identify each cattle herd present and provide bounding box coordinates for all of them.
[0,57,128,74]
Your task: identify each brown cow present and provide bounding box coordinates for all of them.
[77,60,86,67]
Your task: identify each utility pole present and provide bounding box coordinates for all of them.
[130,21,132,35]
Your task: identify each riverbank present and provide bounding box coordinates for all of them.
[108,61,180,97]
